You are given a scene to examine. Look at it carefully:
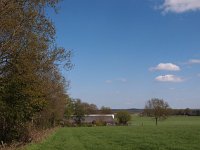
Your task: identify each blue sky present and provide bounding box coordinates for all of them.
[48,0,200,109]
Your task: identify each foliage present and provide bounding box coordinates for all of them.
[143,98,170,125]
[64,98,75,120]
[170,108,200,116]
[116,111,131,125]
[82,103,98,114]
[92,120,107,126]
[100,106,112,114]
[0,0,71,142]
[65,99,98,125]
[73,99,85,125]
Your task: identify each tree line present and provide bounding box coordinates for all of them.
[64,98,132,126]
[169,108,200,116]
[0,0,72,143]
[64,98,113,125]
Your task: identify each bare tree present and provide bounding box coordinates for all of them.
[144,98,170,125]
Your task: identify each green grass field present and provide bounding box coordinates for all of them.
[25,116,200,150]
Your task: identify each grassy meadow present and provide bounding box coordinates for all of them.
[25,116,200,150]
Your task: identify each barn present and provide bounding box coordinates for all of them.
[83,114,115,125]
[64,114,115,126]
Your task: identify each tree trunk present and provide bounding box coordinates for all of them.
[156,117,158,126]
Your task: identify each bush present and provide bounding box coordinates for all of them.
[116,111,131,125]
[0,122,31,143]
[80,123,93,127]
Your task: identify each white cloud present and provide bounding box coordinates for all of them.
[188,59,200,64]
[150,63,180,71]
[155,74,183,82]
[161,0,200,13]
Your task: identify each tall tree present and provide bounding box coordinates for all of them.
[0,0,72,142]
[144,98,170,125]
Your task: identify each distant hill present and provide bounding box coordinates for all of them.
[111,108,143,114]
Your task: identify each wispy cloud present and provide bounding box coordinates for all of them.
[160,0,200,13]
[197,73,200,77]
[105,78,127,84]
[188,59,200,64]
[155,74,184,82]
[150,63,180,71]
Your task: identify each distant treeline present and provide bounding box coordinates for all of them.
[112,108,200,116]
[111,109,143,114]
[170,109,200,116]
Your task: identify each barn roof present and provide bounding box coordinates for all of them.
[85,114,114,119]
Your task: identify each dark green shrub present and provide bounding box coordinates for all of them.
[116,111,131,125]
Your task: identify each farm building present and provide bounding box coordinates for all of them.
[64,114,115,125]
[84,114,115,124]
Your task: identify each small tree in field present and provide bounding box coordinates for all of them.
[116,111,131,125]
[144,98,170,125]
